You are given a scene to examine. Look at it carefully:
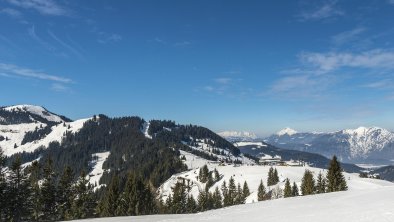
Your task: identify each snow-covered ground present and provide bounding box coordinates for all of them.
[159,150,390,204]
[0,118,90,156]
[141,121,152,139]
[234,141,266,147]
[89,151,110,190]
[76,166,394,222]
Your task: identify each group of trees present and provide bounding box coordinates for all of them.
[0,153,96,221]
[267,167,279,186]
[96,173,156,217]
[165,167,250,214]
[300,156,347,196]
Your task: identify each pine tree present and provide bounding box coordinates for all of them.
[6,156,32,222]
[316,172,326,194]
[186,195,197,213]
[199,165,209,183]
[242,181,250,200]
[197,190,209,211]
[0,148,7,221]
[57,166,74,220]
[212,187,222,209]
[228,177,236,206]
[291,182,299,197]
[171,181,188,214]
[40,157,57,221]
[301,170,315,195]
[235,183,244,204]
[283,178,292,198]
[257,180,266,201]
[221,181,230,207]
[213,168,220,181]
[99,175,120,217]
[267,167,274,186]
[28,161,41,222]
[326,156,348,192]
[273,168,279,184]
[71,171,96,219]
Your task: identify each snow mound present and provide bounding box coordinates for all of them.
[276,127,297,136]
[3,104,66,123]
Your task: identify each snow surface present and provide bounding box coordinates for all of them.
[77,166,394,222]
[3,105,65,123]
[234,141,266,147]
[0,118,90,156]
[141,121,152,139]
[276,127,297,136]
[89,151,110,191]
[218,131,257,140]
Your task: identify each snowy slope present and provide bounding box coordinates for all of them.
[89,151,111,190]
[3,105,66,123]
[158,151,383,203]
[0,118,90,156]
[77,168,394,222]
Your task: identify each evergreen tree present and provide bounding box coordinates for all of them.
[273,168,279,184]
[57,166,74,220]
[326,156,348,192]
[197,190,209,211]
[291,182,299,197]
[228,176,236,206]
[0,148,7,221]
[99,175,120,217]
[186,195,197,213]
[28,161,41,222]
[283,178,292,198]
[235,183,244,204]
[257,180,266,201]
[171,181,188,214]
[40,157,57,221]
[6,156,32,222]
[301,170,315,196]
[71,171,96,219]
[267,167,274,186]
[212,187,222,209]
[213,168,220,181]
[242,181,250,200]
[221,181,230,207]
[316,172,326,194]
[199,165,209,183]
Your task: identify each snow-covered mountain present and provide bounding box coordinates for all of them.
[218,131,257,142]
[0,105,89,156]
[265,127,394,164]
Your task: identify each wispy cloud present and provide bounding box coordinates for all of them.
[48,30,84,59]
[214,78,233,85]
[300,49,394,72]
[28,25,56,52]
[298,2,344,21]
[0,63,71,83]
[7,0,69,16]
[331,27,366,46]
[0,7,22,18]
[51,83,71,92]
[98,33,122,44]
[174,41,191,47]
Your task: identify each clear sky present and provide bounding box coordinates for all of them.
[1,0,394,136]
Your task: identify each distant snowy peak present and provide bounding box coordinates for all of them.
[276,127,298,136]
[218,131,257,142]
[1,104,69,123]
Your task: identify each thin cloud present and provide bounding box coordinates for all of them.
[0,7,22,18]
[48,30,84,59]
[215,78,233,85]
[331,27,366,46]
[51,83,71,92]
[7,0,68,16]
[0,63,72,83]
[98,33,122,44]
[174,41,191,47]
[300,49,394,72]
[298,2,344,21]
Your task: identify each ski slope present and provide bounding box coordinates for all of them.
[75,169,394,222]
[0,118,90,156]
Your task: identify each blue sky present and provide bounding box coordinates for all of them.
[1,0,394,136]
